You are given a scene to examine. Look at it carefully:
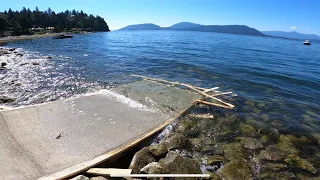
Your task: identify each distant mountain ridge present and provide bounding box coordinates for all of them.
[262,31,320,40]
[119,22,265,36]
[119,23,161,30]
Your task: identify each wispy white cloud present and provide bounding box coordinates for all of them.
[291,26,297,29]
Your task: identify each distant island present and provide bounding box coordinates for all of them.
[119,22,265,36]
[0,7,110,37]
[120,22,320,40]
[262,31,320,40]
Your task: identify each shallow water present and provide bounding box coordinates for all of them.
[1,31,320,136]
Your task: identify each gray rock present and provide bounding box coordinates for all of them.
[159,152,202,179]
[149,143,168,157]
[166,134,191,150]
[240,137,263,149]
[129,147,155,173]
[70,175,89,180]
[140,162,163,174]
[220,159,252,180]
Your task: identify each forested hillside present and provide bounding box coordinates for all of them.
[0,7,110,36]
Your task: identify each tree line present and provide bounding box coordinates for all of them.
[0,7,110,36]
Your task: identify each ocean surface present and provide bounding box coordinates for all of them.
[1,30,320,134]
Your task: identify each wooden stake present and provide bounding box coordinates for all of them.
[195,99,232,109]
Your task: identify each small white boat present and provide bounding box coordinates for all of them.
[303,40,311,45]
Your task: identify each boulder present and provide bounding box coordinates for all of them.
[220,159,252,180]
[221,142,245,161]
[159,152,202,179]
[70,175,89,180]
[240,137,263,150]
[32,62,40,65]
[239,123,258,137]
[129,147,155,173]
[166,134,191,150]
[149,143,168,157]
[8,48,16,51]
[140,162,163,174]
[1,62,7,67]
[284,154,317,174]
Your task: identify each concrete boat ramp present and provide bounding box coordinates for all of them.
[0,80,200,180]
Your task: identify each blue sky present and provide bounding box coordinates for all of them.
[1,0,319,35]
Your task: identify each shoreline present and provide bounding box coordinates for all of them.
[0,31,94,45]
[0,33,58,45]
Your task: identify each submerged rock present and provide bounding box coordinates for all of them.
[277,134,299,154]
[284,154,317,174]
[220,159,252,180]
[240,137,263,150]
[1,62,7,67]
[166,134,191,150]
[129,147,155,173]
[259,145,289,161]
[149,143,168,157]
[258,171,296,180]
[221,142,245,161]
[239,123,258,137]
[260,162,287,172]
[159,152,202,179]
[216,130,238,142]
[32,62,40,65]
[8,48,16,51]
[141,162,163,174]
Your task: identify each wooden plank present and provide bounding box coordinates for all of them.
[87,168,132,176]
[202,87,219,93]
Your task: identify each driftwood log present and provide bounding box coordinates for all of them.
[132,75,235,109]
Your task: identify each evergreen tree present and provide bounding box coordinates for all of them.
[0,7,110,36]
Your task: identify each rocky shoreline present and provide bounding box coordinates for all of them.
[74,105,320,180]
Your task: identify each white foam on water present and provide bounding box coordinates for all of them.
[83,89,157,113]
